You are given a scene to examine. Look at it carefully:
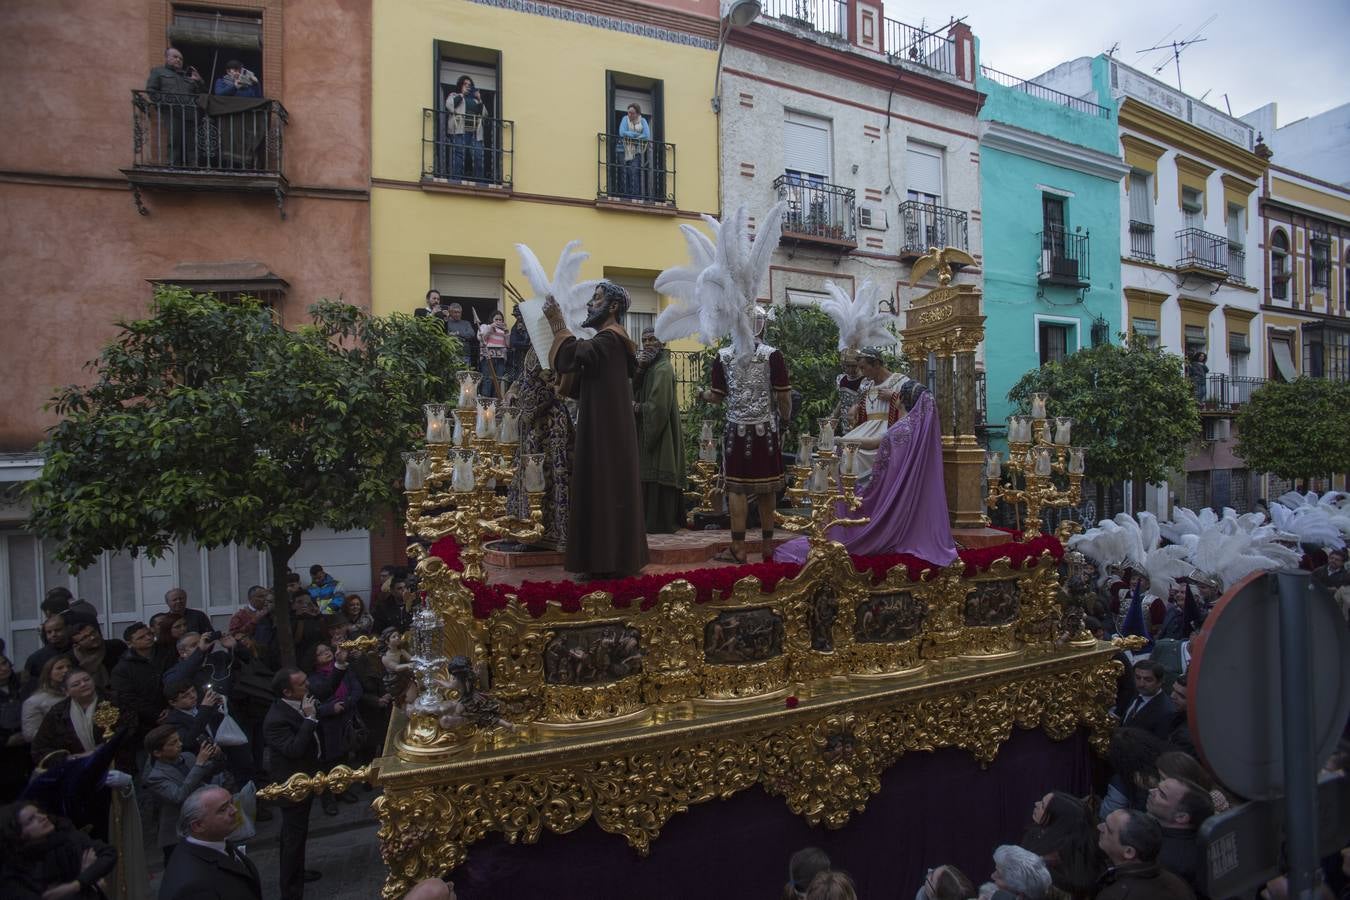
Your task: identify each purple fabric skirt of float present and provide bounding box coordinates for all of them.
[776,392,957,567]
[722,420,785,496]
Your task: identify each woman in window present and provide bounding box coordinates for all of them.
[618,103,650,199]
[478,311,509,398]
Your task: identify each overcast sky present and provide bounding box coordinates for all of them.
[898,0,1349,124]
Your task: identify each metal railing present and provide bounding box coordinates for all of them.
[597,134,676,205]
[1226,242,1246,284]
[882,17,957,75]
[1176,227,1229,273]
[898,201,968,256]
[131,90,287,173]
[422,109,513,187]
[1202,374,1266,407]
[979,66,1111,117]
[1037,227,1090,286]
[774,175,857,245]
[1128,221,1155,261]
[761,0,847,37]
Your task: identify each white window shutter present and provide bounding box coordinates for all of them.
[784,113,831,178]
[1129,173,1152,224]
[906,145,944,200]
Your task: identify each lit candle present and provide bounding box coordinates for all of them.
[797,435,815,464]
[1054,417,1073,446]
[1034,447,1053,477]
[476,399,496,439]
[841,442,858,476]
[452,451,477,492]
[523,454,545,493]
[700,419,715,443]
[810,461,829,492]
[985,450,1002,479]
[1068,448,1085,475]
[699,439,717,463]
[457,370,480,407]
[403,451,427,491]
[818,418,835,452]
[424,403,449,444]
[498,407,519,443]
[1030,392,1048,420]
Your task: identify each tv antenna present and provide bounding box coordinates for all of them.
[1106,42,1120,58]
[1137,14,1215,91]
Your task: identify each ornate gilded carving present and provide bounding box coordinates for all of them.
[259,764,373,803]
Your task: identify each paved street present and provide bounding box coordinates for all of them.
[147,789,390,900]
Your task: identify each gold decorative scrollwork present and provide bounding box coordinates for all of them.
[258,764,374,803]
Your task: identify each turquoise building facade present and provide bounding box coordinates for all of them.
[976,54,1129,449]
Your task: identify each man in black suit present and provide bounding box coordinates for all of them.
[160,785,262,900]
[263,667,322,899]
[1118,659,1175,741]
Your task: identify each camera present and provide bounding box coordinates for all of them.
[236,67,259,87]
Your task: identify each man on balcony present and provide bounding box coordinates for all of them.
[145,48,205,167]
[213,60,261,98]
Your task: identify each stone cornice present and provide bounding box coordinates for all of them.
[1119,98,1267,181]
[1176,295,1218,315]
[980,121,1129,182]
[1222,306,1258,324]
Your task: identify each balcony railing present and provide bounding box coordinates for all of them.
[130,90,287,174]
[597,134,676,206]
[1202,374,1266,408]
[883,17,957,75]
[1176,228,1229,277]
[1037,227,1090,288]
[422,109,513,189]
[1128,220,1155,261]
[1226,242,1246,285]
[979,66,1111,118]
[898,201,968,258]
[761,0,847,37]
[774,175,857,249]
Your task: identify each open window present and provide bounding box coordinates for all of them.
[431,42,508,186]
[168,6,264,95]
[601,72,668,203]
[1271,229,1290,300]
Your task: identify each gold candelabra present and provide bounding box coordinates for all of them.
[780,426,869,548]
[984,393,1085,541]
[407,377,544,581]
[684,419,722,516]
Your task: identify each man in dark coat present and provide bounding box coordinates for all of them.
[159,785,263,900]
[110,622,167,745]
[1119,659,1175,741]
[145,47,206,166]
[633,328,685,534]
[1096,809,1195,900]
[263,668,322,899]
[1145,776,1212,892]
[544,283,649,579]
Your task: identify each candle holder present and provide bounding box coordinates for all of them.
[780,445,869,549]
[985,405,1083,541]
[685,431,722,517]
[456,370,482,409]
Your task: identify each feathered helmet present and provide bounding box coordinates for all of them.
[1269,491,1350,549]
[514,240,601,337]
[1068,512,1194,598]
[653,203,786,359]
[1159,505,1302,593]
[819,279,896,357]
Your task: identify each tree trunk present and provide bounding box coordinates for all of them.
[269,534,302,669]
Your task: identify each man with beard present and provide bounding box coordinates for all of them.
[543,282,649,579]
[633,328,685,533]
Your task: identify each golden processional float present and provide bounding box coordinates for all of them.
[261,248,1129,898]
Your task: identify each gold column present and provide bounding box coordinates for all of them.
[933,340,955,445]
[948,329,987,528]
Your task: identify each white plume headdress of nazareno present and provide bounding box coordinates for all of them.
[514,239,600,337]
[1067,511,1194,598]
[1270,490,1350,548]
[653,202,786,360]
[1160,505,1303,592]
[819,279,895,353]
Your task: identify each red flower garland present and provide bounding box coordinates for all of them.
[426,533,1064,620]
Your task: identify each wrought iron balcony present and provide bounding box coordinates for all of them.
[1037,227,1090,289]
[979,66,1111,117]
[1128,221,1155,262]
[898,201,968,259]
[774,175,857,250]
[1201,374,1266,409]
[883,17,957,75]
[761,0,847,37]
[1226,242,1246,285]
[422,109,513,190]
[124,90,288,214]
[1176,227,1229,279]
[596,134,676,206]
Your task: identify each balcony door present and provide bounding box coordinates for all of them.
[605,72,664,201]
[906,143,945,248]
[435,44,503,183]
[169,7,264,94]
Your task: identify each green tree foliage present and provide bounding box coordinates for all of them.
[26,287,462,665]
[1235,377,1350,485]
[1007,338,1199,486]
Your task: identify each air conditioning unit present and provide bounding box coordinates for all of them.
[858,206,887,230]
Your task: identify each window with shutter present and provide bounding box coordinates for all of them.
[783,111,831,180]
[906,144,943,204]
[1128,173,1152,224]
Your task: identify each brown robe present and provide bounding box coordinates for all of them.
[552,327,650,576]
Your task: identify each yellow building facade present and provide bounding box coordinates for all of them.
[370,0,721,342]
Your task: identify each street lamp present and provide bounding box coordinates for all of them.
[712,0,762,114]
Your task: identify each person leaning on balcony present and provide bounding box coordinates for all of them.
[1186,352,1208,403]
[146,48,205,167]
[618,103,651,198]
[214,59,261,98]
[447,75,488,180]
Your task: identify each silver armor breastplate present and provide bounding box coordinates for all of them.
[721,345,776,426]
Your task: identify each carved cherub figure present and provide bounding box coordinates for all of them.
[381,628,416,706]
[431,655,516,732]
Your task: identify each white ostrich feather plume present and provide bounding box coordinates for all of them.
[1068,511,1194,596]
[819,279,896,352]
[653,203,786,359]
[1163,505,1303,589]
[1268,502,1347,549]
[514,240,599,337]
